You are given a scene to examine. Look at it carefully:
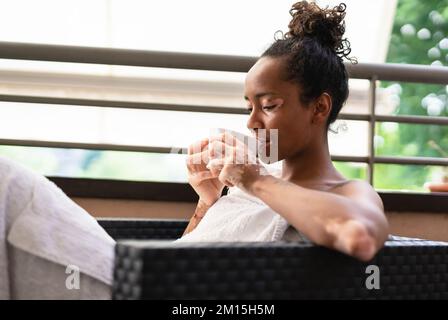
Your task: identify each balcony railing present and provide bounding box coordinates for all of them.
[0,41,447,186]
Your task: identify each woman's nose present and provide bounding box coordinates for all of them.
[246,109,264,131]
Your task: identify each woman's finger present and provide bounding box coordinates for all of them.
[189,169,216,181]
[186,138,210,172]
[186,148,210,172]
[205,158,223,176]
[188,138,209,155]
[208,140,234,160]
[209,140,250,166]
[209,132,240,148]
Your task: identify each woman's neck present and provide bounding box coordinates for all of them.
[281,138,344,185]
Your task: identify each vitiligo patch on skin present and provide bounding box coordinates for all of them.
[206,158,224,170]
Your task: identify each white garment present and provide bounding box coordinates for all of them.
[9,246,111,299]
[175,165,308,243]
[0,156,115,299]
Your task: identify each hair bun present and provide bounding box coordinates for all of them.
[284,1,352,60]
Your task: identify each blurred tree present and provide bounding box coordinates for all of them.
[374,0,448,190]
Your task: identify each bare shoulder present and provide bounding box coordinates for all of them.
[330,179,384,211]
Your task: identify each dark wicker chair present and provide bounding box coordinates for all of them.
[98,218,448,300]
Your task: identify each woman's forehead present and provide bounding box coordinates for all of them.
[246,57,285,84]
[245,57,297,99]
[245,58,285,94]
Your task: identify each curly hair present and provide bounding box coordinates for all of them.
[262,1,356,127]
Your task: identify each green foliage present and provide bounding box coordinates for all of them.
[334,162,367,180]
[375,0,448,191]
[79,151,187,182]
[0,146,59,174]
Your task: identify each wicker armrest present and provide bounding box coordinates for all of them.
[113,238,448,300]
[98,219,448,299]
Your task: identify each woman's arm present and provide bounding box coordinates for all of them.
[249,175,389,261]
[207,134,389,261]
[182,199,212,236]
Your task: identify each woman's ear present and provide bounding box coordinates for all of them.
[311,93,332,124]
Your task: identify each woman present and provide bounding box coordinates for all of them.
[179,1,389,262]
[0,1,388,299]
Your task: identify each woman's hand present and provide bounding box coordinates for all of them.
[207,132,269,194]
[186,138,225,207]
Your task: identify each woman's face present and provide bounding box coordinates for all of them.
[244,56,320,162]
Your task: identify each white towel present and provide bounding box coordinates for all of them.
[175,164,292,243]
[0,156,115,299]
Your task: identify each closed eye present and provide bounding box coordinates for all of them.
[262,105,276,111]
[246,105,276,114]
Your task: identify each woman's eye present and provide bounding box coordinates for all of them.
[262,105,276,111]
